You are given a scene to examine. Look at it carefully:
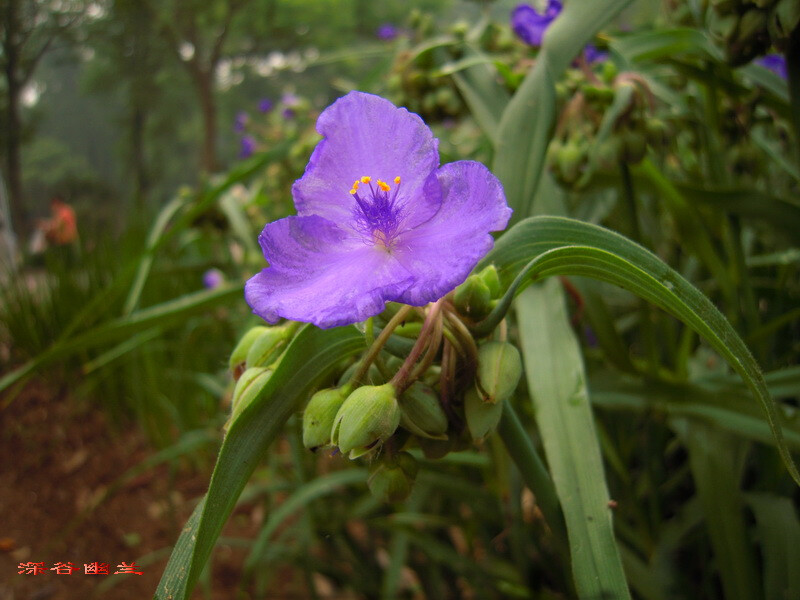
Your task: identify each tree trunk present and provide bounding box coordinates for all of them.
[131,104,149,210]
[195,68,219,173]
[3,0,27,236]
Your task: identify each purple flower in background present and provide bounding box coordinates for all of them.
[376,23,398,41]
[282,107,296,120]
[757,54,787,79]
[234,111,249,133]
[203,268,225,289]
[258,98,274,113]
[240,135,256,158]
[245,91,512,329]
[584,43,609,65]
[511,1,562,47]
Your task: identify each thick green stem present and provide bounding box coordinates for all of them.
[350,305,412,386]
[391,300,443,393]
[497,402,570,567]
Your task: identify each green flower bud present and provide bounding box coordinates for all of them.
[557,141,586,184]
[601,60,618,85]
[302,387,350,451]
[246,323,293,368]
[708,10,739,42]
[229,326,269,374]
[331,383,401,458]
[230,367,272,425]
[769,0,800,44]
[367,452,418,503]
[476,341,522,404]
[596,135,624,171]
[399,382,449,440]
[454,274,492,319]
[478,265,502,298]
[465,387,504,441]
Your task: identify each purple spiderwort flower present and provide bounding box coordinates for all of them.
[234,111,249,133]
[282,107,296,120]
[258,98,274,113]
[245,91,512,329]
[376,23,399,41]
[756,54,787,79]
[240,135,256,158]
[584,44,609,65]
[203,268,225,289]
[511,1,562,47]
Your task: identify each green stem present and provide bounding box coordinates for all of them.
[365,317,392,380]
[391,300,443,393]
[350,305,412,386]
[497,402,570,568]
[620,162,658,373]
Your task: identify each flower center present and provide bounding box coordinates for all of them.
[348,175,403,249]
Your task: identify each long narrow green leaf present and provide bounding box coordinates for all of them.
[479,215,800,486]
[517,279,631,599]
[154,324,365,600]
[746,493,800,600]
[673,420,761,600]
[0,284,243,393]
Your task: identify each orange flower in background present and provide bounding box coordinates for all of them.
[43,198,77,245]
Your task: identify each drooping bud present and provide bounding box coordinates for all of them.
[229,367,272,426]
[229,326,269,375]
[399,382,448,440]
[246,323,294,368]
[454,274,492,319]
[465,387,504,441]
[302,386,351,451]
[331,383,401,458]
[367,451,419,503]
[476,341,523,404]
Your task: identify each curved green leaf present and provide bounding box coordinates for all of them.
[154,324,365,600]
[480,215,800,486]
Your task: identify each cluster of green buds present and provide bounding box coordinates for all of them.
[386,12,520,123]
[548,62,669,188]
[708,0,799,64]
[297,264,523,502]
[226,321,300,427]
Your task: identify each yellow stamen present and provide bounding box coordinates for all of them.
[360,176,371,184]
[349,189,357,195]
[352,180,360,190]
[377,180,391,192]
[394,176,401,185]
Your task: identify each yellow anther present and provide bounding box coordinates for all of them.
[352,180,360,190]
[349,189,357,195]
[394,176,401,185]
[377,180,391,192]
[360,176,372,184]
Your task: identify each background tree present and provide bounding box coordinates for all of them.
[146,0,252,174]
[0,0,86,234]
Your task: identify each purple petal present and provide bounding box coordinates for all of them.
[292,91,442,231]
[389,161,512,306]
[756,54,787,79]
[511,2,561,47]
[245,215,416,328]
[240,135,256,158]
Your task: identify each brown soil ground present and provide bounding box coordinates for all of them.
[0,380,304,600]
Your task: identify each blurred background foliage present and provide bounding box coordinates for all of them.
[1,0,800,598]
